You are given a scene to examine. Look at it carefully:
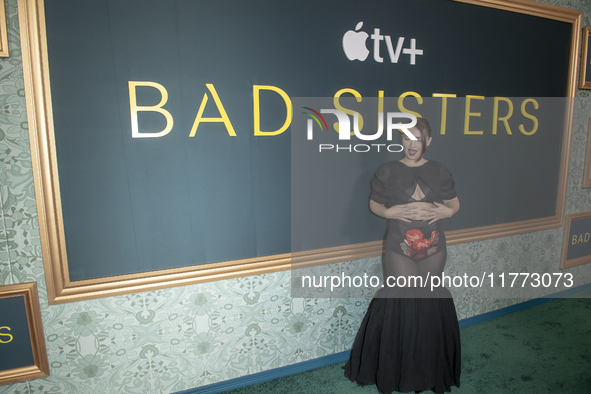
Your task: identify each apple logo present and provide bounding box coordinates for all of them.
[342,22,370,61]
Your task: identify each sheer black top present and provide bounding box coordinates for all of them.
[370,160,456,208]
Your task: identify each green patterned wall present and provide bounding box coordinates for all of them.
[1,0,591,392]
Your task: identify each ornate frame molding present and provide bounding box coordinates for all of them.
[0,282,49,385]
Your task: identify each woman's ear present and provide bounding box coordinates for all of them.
[426,136,433,147]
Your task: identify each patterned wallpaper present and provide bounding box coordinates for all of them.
[1,0,591,393]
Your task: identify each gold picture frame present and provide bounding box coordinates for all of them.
[561,212,591,269]
[583,117,591,188]
[18,0,581,304]
[0,282,49,386]
[579,27,591,89]
[0,0,9,57]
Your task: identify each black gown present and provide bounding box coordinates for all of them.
[343,160,461,394]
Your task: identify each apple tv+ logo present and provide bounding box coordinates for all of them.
[342,21,423,65]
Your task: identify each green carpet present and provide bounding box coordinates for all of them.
[223,297,591,393]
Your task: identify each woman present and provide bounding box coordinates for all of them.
[343,117,461,394]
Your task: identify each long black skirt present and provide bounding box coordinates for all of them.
[343,286,461,394]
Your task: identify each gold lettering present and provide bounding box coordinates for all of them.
[573,235,578,245]
[585,233,590,243]
[333,88,363,134]
[464,95,484,135]
[378,90,384,128]
[432,93,456,135]
[128,81,174,138]
[519,98,539,136]
[492,97,514,135]
[189,84,236,137]
[253,85,292,136]
[397,91,423,119]
[0,326,13,343]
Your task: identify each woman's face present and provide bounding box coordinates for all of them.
[401,126,432,161]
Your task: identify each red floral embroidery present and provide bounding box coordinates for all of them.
[401,229,440,260]
[401,241,414,257]
[405,229,423,246]
[431,231,439,245]
[415,238,432,250]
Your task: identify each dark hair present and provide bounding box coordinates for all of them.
[400,117,432,156]
[415,117,432,154]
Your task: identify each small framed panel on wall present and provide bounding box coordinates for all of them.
[579,27,591,89]
[0,282,49,386]
[561,212,591,269]
[19,0,581,303]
